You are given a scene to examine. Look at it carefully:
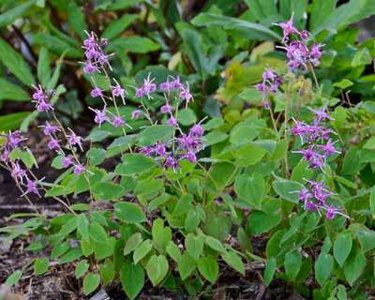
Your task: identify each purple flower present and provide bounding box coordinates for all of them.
[299,187,312,202]
[154,143,166,156]
[32,85,53,112]
[190,124,204,137]
[319,139,339,157]
[112,84,125,97]
[277,16,300,43]
[140,146,154,156]
[164,156,178,170]
[185,151,197,163]
[159,80,171,92]
[41,122,59,136]
[256,83,266,93]
[160,104,172,114]
[62,155,74,168]
[167,116,178,126]
[83,63,99,74]
[326,206,336,220]
[6,131,25,149]
[136,74,157,98]
[48,138,60,151]
[67,131,83,150]
[263,100,271,110]
[131,110,142,119]
[135,87,145,98]
[262,69,277,81]
[82,31,110,74]
[179,85,192,102]
[112,116,125,128]
[90,87,103,98]
[90,107,108,125]
[170,77,183,90]
[25,178,41,197]
[311,107,332,123]
[0,149,10,163]
[299,30,309,40]
[73,164,85,175]
[10,162,26,182]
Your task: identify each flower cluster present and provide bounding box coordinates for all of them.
[82,31,110,74]
[276,16,323,71]
[256,69,282,97]
[135,75,192,103]
[298,180,338,219]
[0,131,41,197]
[292,108,339,170]
[140,123,204,170]
[32,85,54,112]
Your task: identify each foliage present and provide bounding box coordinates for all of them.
[0,0,375,299]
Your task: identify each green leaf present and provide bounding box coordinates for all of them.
[33,33,81,58]
[102,14,139,40]
[315,253,334,286]
[0,0,35,28]
[0,78,29,102]
[106,135,136,157]
[37,47,51,87]
[108,36,160,53]
[248,210,281,234]
[354,227,375,253]
[263,257,276,286]
[310,0,336,32]
[146,255,169,286]
[166,241,181,263]
[115,202,146,224]
[0,39,34,86]
[351,48,372,67]
[87,130,111,142]
[333,232,353,267]
[5,270,22,286]
[204,236,226,253]
[120,261,145,300]
[34,257,49,275]
[133,240,153,264]
[92,182,125,200]
[234,174,264,209]
[178,108,197,126]
[198,256,219,284]
[9,148,38,169]
[152,218,172,254]
[343,246,366,286]
[83,273,100,295]
[124,232,143,256]
[234,144,267,167]
[364,137,375,150]
[371,188,375,218]
[99,260,115,284]
[204,130,228,146]
[75,260,89,279]
[67,1,87,39]
[333,79,353,89]
[273,178,304,203]
[89,222,108,242]
[185,234,204,261]
[284,250,302,281]
[312,0,375,36]
[115,153,156,176]
[191,13,281,40]
[221,251,245,275]
[178,253,196,280]
[87,148,106,166]
[138,125,175,146]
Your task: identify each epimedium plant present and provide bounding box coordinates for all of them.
[1,17,375,300]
